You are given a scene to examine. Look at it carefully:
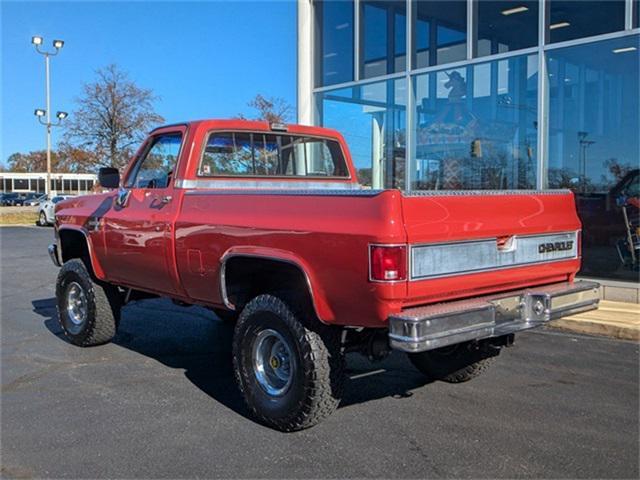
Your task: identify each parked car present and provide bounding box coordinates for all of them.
[25,193,48,206]
[38,195,72,226]
[13,192,42,206]
[0,193,19,206]
[49,119,600,431]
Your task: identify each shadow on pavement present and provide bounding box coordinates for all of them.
[32,297,428,421]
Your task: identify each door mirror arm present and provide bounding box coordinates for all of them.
[115,188,131,208]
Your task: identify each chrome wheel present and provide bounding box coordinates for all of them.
[39,211,47,226]
[252,329,296,397]
[65,281,88,334]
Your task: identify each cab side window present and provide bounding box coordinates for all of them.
[127,133,183,188]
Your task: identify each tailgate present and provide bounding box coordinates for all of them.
[401,190,581,306]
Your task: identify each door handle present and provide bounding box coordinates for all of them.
[160,195,172,204]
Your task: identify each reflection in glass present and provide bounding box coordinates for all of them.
[477,1,538,57]
[547,36,639,280]
[361,1,406,78]
[548,1,625,44]
[413,0,467,68]
[411,54,538,190]
[315,0,354,87]
[317,79,407,188]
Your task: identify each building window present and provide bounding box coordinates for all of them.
[548,1,626,44]
[477,1,538,57]
[317,78,407,188]
[413,0,467,69]
[411,53,538,190]
[360,0,406,79]
[315,0,354,87]
[37,179,45,193]
[14,178,29,190]
[547,35,639,281]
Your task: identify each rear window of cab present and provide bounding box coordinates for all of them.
[198,132,350,178]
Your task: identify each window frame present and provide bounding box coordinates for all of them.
[196,130,353,181]
[124,131,185,189]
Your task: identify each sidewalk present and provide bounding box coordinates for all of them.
[550,300,640,341]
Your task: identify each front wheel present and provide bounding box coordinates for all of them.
[232,294,344,431]
[55,259,122,346]
[38,211,47,226]
[408,341,499,383]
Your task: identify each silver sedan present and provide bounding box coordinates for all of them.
[38,195,72,226]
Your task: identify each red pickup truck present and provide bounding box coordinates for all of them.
[49,119,599,431]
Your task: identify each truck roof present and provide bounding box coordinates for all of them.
[150,119,345,140]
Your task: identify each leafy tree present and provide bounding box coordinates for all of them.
[6,151,58,172]
[5,147,96,173]
[62,64,164,170]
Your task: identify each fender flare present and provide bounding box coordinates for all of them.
[219,246,334,323]
[57,226,107,280]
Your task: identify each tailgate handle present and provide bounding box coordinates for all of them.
[496,235,517,253]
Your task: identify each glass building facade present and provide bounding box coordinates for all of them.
[305,0,639,282]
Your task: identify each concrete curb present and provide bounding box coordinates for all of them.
[548,300,640,341]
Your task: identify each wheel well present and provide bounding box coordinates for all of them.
[59,229,93,275]
[223,256,315,313]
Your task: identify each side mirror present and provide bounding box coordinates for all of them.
[98,167,120,189]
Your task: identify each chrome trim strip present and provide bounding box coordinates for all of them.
[410,231,579,281]
[403,189,571,197]
[389,280,600,353]
[218,252,324,322]
[176,179,362,190]
[184,188,384,197]
[48,243,61,267]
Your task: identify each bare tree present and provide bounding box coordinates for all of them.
[240,94,293,123]
[63,64,164,170]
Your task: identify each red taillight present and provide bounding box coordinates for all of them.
[577,230,582,257]
[370,245,407,282]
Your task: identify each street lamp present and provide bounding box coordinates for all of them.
[32,35,66,196]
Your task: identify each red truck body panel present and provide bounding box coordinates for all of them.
[55,119,583,329]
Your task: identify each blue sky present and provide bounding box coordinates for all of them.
[0,0,297,166]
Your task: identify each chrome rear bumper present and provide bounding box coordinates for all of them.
[389,281,600,353]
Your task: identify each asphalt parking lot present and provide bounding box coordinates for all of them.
[1,226,639,479]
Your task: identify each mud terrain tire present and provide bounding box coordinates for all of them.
[55,259,121,346]
[232,294,344,431]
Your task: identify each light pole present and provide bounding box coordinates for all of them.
[577,131,595,194]
[32,36,67,197]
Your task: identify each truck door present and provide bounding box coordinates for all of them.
[101,127,185,294]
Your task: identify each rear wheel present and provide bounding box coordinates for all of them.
[232,294,344,431]
[38,211,47,226]
[408,342,499,383]
[55,259,121,346]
